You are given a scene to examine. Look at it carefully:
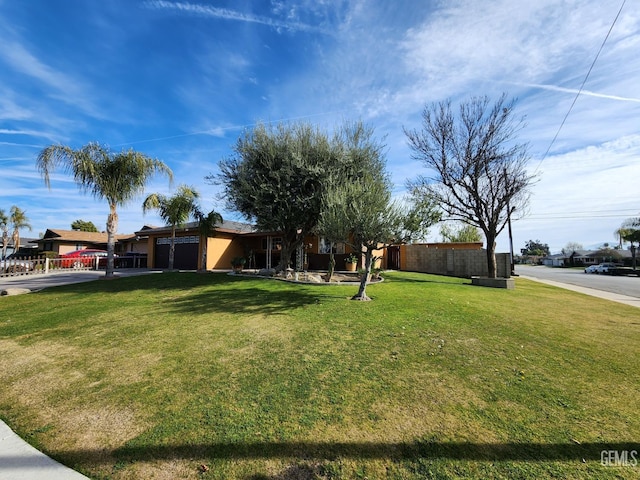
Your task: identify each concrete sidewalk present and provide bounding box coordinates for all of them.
[518,275,640,308]
[0,420,89,479]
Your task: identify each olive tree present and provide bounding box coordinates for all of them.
[319,125,440,300]
[212,122,338,271]
[405,94,535,278]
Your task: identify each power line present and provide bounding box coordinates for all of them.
[534,0,626,172]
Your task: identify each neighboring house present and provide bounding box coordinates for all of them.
[543,249,633,267]
[570,250,598,266]
[33,229,132,255]
[542,253,566,267]
[1,236,39,257]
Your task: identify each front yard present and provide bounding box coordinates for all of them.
[0,271,638,479]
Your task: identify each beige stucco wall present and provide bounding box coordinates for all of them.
[205,236,244,270]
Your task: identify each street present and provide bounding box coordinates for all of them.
[516,264,640,299]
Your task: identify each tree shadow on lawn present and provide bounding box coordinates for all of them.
[40,273,338,316]
[161,279,341,317]
[21,440,639,470]
[385,272,472,286]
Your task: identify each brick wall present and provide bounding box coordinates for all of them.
[400,244,511,278]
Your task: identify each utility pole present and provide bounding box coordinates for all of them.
[504,167,516,276]
[507,204,516,276]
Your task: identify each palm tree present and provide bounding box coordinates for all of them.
[142,185,200,270]
[9,206,32,255]
[620,217,640,270]
[0,209,9,259]
[195,208,223,271]
[37,143,173,277]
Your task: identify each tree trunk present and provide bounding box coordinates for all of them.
[486,235,497,278]
[276,232,300,272]
[11,230,20,256]
[1,229,8,259]
[326,244,335,282]
[200,241,207,272]
[277,243,290,272]
[106,205,118,277]
[169,225,176,270]
[351,249,372,301]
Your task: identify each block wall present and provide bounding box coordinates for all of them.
[400,245,511,278]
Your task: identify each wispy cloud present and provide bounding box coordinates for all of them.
[517,83,640,103]
[0,39,104,121]
[144,0,332,34]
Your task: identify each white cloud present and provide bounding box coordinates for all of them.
[144,0,333,34]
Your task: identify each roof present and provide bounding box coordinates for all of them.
[37,229,131,244]
[1,237,39,248]
[558,249,632,259]
[136,219,256,236]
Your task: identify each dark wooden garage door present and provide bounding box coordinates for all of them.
[154,236,199,270]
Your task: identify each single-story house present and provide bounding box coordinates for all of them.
[30,223,504,277]
[1,236,39,257]
[33,229,139,255]
[543,248,633,267]
[542,253,566,267]
[138,220,368,271]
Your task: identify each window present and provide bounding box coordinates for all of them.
[156,236,199,245]
[319,238,345,254]
[261,237,283,250]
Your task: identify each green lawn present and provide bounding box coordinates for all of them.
[0,271,638,479]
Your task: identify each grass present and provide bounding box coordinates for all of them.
[0,271,638,479]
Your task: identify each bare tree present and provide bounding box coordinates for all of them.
[405,94,535,278]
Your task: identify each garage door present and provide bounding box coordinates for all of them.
[154,236,199,270]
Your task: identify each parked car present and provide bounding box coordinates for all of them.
[0,253,35,273]
[584,264,599,274]
[59,249,109,268]
[595,262,618,274]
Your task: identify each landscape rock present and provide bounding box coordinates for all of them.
[1,288,32,296]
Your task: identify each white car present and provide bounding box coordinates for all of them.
[595,262,617,274]
[0,256,34,273]
[584,265,599,273]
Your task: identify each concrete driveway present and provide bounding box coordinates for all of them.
[0,269,160,295]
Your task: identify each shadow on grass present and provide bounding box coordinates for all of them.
[11,441,636,469]
[164,282,335,316]
[2,441,640,472]
[385,272,471,286]
[112,440,640,462]
[38,273,338,316]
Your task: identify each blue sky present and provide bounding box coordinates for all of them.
[1,0,638,254]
